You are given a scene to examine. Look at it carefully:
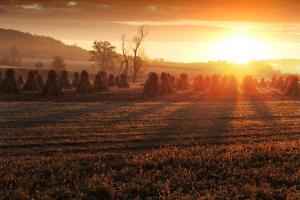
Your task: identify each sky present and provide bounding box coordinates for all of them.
[1,0,300,63]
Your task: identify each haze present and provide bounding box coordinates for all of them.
[2,0,300,64]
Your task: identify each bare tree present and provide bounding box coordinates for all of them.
[90,41,117,73]
[120,34,129,76]
[131,26,148,82]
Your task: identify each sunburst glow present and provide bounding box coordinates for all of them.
[210,32,270,64]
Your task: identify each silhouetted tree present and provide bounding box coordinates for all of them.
[77,71,93,94]
[143,72,159,97]
[90,41,117,73]
[132,26,148,82]
[120,34,129,77]
[51,56,66,71]
[1,68,19,94]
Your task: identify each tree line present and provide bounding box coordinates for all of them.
[0,26,149,83]
[89,26,148,82]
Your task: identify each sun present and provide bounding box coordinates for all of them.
[210,32,270,64]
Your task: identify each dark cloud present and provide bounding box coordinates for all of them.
[1,0,300,22]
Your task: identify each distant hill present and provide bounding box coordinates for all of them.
[0,28,90,61]
[148,60,279,78]
[0,28,296,75]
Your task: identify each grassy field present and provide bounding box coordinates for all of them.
[0,88,299,199]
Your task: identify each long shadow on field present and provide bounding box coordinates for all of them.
[0,102,128,130]
[1,102,171,131]
[132,100,237,151]
[101,103,171,126]
[0,102,35,114]
[246,90,278,139]
[0,87,143,102]
[0,103,172,151]
[204,101,237,144]
[244,89,274,120]
[248,101,274,121]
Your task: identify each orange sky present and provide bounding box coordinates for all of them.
[1,0,300,65]
[2,1,300,22]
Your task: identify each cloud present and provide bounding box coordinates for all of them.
[21,3,42,10]
[67,1,77,7]
[147,5,156,12]
[1,0,300,22]
[102,4,110,9]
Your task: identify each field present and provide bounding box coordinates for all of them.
[0,88,299,199]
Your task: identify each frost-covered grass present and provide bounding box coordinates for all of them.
[0,142,299,199]
[0,100,299,199]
